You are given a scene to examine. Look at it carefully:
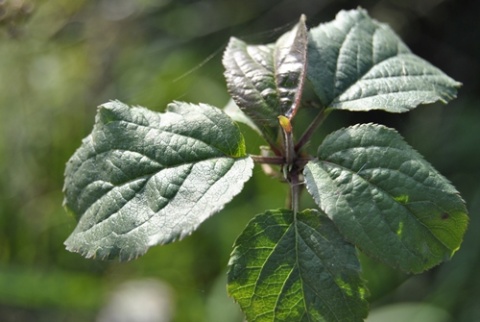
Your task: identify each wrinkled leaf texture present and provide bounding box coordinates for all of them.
[63,101,253,261]
[223,15,308,145]
[304,123,468,273]
[228,209,368,322]
[307,9,461,112]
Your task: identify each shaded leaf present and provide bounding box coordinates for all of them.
[63,100,253,261]
[307,8,461,112]
[223,15,308,145]
[228,209,368,322]
[304,123,468,273]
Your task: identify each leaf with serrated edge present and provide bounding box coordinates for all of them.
[63,100,254,261]
[304,123,468,273]
[228,209,368,322]
[223,15,308,144]
[307,8,461,112]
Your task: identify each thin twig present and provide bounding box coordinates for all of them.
[295,107,330,152]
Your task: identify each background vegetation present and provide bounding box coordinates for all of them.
[0,0,478,321]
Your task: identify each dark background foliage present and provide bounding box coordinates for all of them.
[0,0,478,321]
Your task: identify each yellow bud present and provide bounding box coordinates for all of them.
[278,115,292,133]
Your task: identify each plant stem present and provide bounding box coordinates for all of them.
[289,171,301,215]
[295,107,330,152]
[277,116,301,213]
[284,130,295,167]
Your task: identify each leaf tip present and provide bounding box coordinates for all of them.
[299,13,307,25]
[96,100,128,125]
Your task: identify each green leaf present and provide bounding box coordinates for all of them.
[307,8,461,112]
[304,123,468,273]
[228,209,368,322]
[63,100,253,261]
[223,98,262,136]
[223,15,308,145]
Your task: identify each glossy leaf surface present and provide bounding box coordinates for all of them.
[304,123,468,273]
[223,15,308,144]
[63,100,253,260]
[307,9,461,112]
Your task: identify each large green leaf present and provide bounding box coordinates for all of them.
[63,100,253,261]
[304,123,468,273]
[307,8,461,112]
[228,209,368,322]
[223,15,308,145]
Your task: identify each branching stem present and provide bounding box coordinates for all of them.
[253,113,319,213]
[250,155,312,165]
[295,107,330,152]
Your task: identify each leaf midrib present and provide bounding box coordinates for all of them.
[293,218,341,321]
[330,22,405,106]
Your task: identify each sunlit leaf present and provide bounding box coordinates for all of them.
[304,123,468,273]
[63,100,253,261]
[223,15,308,144]
[307,8,461,112]
[228,209,368,322]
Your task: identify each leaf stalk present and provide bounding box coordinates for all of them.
[295,107,330,152]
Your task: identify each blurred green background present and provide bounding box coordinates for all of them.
[0,0,478,321]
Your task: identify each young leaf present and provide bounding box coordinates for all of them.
[304,123,468,273]
[228,209,368,322]
[307,8,461,112]
[223,15,308,145]
[63,100,253,261]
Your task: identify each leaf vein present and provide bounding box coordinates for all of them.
[319,160,445,257]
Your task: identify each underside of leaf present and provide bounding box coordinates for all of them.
[228,209,368,321]
[307,8,461,112]
[304,123,468,273]
[63,100,253,261]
